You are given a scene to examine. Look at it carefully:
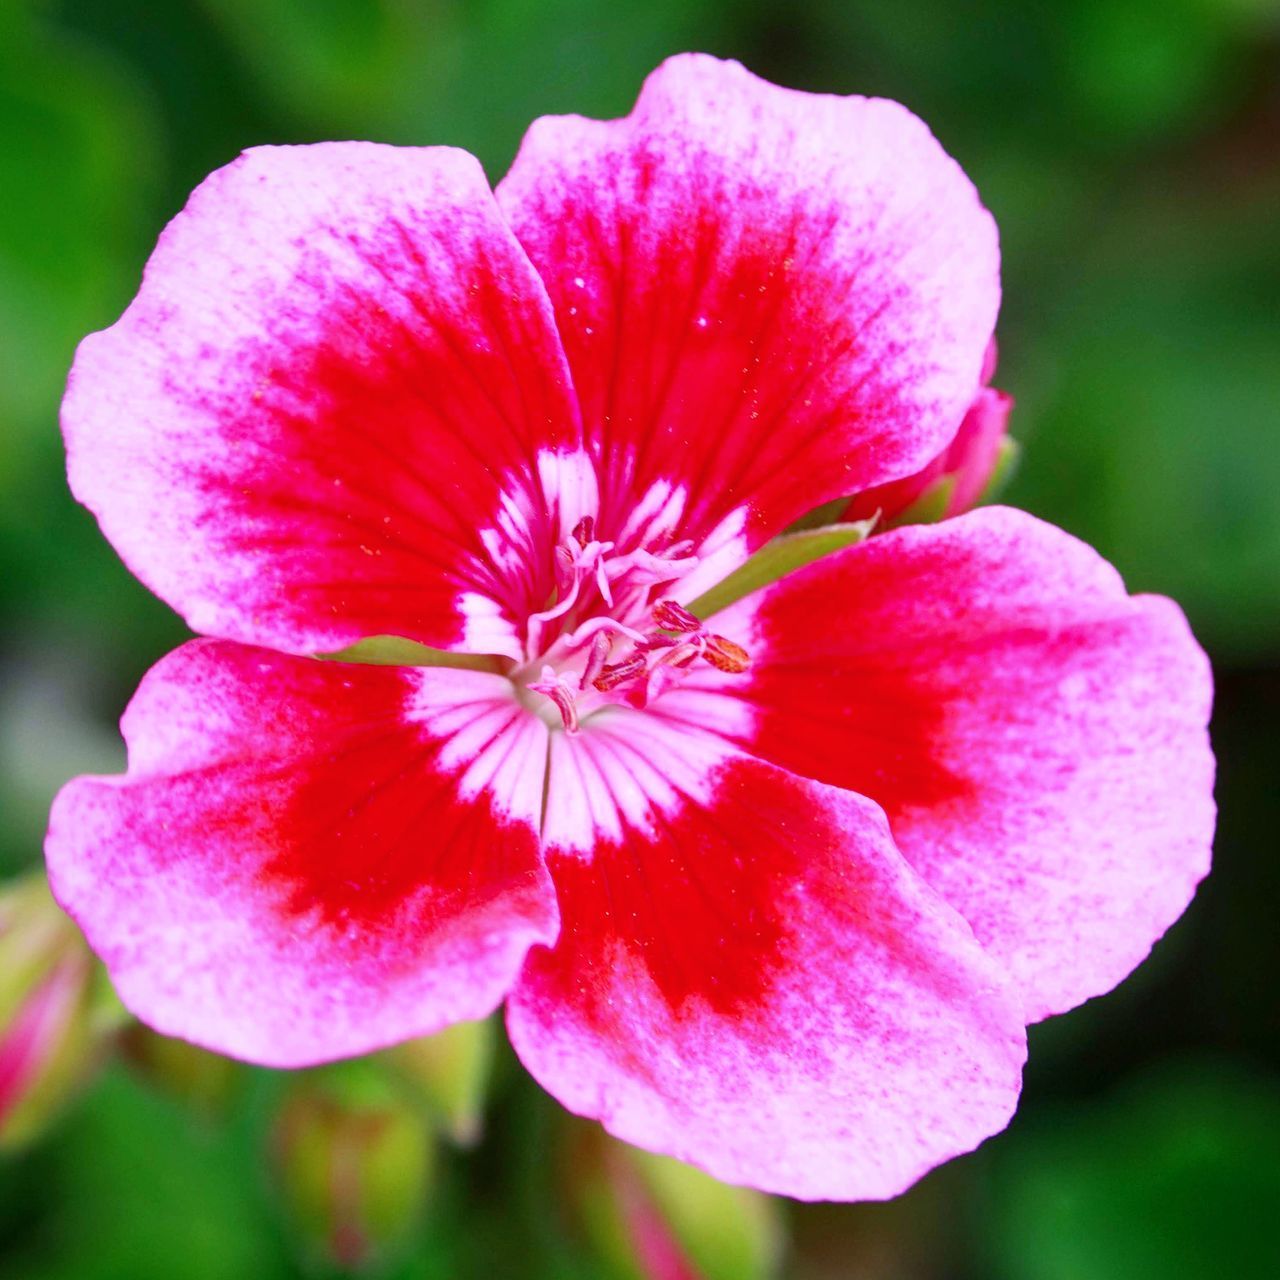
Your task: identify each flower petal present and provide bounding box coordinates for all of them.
[44,641,556,1067]
[509,710,1025,1200]
[707,507,1216,1021]
[844,384,1014,524]
[498,53,998,549]
[63,144,581,658]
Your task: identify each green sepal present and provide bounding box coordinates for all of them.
[885,474,956,528]
[783,496,853,532]
[688,520,876,620]
[319,636,500,671]
[977,435,1021,506]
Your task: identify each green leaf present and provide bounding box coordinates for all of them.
[688,520,876,620]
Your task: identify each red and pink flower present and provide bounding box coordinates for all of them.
[45,55,1214,1200]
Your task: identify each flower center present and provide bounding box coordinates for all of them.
[515,517,750,732]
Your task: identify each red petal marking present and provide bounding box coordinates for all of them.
[45,641,557,1067]
[499,53,999,553]
[707,507,1215,1020]
[512,713,1025,1200]
[63,144,580,657]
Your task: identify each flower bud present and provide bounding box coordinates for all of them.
[120,1023,241,1118]
[845,342,1016,527]
[270,1066,437,1274]
[563,1120,784,1280]
[377,1015,494,1146]
[0,872,122,1149]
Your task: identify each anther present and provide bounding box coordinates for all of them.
[668,642,701,668]
[592,654,648,692]
[701,634,751,674]
[652,599,701,633]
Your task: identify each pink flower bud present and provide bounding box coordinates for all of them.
[0,872,119,1149]
[845,342,1015,526]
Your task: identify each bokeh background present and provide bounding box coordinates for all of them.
[2,1,1278,1277]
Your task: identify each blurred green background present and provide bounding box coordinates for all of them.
[1,0,1277,1276]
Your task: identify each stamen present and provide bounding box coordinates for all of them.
[637,632,679,652]
[518,506,750,724]
[562,615,649,649]
[593,550,615,608]
[579,631,612,691]
[652,598,701,633]
[528,529,617,646]
[528,666,580,733]
[605,542,700,586]
[701,634,751,673]
[654,639,702,669]
[592,654,647,692]
[637,662,683,706]
[554,542,577,586]
[530,571,583,627]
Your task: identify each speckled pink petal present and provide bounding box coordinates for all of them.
[709,506,1215,1021]
[508,709,1025,1200]
[63,144,581,658]
[498,52,999,549]
[45,641,556,1067]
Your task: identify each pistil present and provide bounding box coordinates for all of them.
[526,666,581,734]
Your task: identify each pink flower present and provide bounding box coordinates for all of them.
[844,340,1014,525]
[46,55,1214,1201]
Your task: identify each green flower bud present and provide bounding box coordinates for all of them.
[120,1023,242,1117]
[377,1016,495,1146]
[564,1120,785,1280]
[270,1065,438,1274]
